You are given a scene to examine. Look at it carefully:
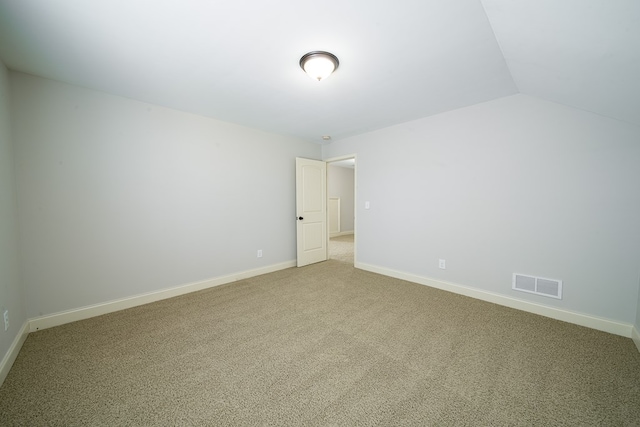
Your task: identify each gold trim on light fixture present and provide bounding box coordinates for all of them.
[300,51,339,82]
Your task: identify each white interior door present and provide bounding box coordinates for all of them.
[296,158,327,267]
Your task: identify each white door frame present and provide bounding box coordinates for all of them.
[325,154,357,264]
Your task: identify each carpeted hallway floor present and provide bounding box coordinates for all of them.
[1,254,639,426]
[329,234,354,264]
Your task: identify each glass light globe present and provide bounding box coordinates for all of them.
[300,52,339,82]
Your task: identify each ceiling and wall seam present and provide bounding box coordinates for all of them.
[478,0,521,95]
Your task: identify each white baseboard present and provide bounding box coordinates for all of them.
[356,262,634,338]
[29,260,296,332]
[633,326,640,353]
[330,231,354,238]
[0,320,29,387]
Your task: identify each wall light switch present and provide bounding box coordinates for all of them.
[257,250,263,258]
[439,259,446,269]
[365,201,370,209]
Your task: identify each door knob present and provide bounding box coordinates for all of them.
[297,216,304,220]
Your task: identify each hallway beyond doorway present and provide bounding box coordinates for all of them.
[329,234,354,264]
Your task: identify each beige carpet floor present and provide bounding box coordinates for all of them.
[329,234,354,264]
[1,259,639,426]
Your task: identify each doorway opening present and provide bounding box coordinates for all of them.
[326,156,356,265]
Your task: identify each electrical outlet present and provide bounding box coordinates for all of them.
[439,259,446,269]
[257,250,263,258]
[3,310,8,331]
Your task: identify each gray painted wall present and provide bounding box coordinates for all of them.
[323,94,640,324]
[11,72,321,318]
[328,164,354,233]
[636,275,640,335]
[0,62,25,361]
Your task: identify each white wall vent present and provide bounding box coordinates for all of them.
[512,274,562,299]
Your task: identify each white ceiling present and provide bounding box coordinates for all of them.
[0,0,638,143]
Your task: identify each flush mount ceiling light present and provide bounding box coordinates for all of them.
[300,51,339,82]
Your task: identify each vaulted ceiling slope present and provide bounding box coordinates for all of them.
[0,1,638,142]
